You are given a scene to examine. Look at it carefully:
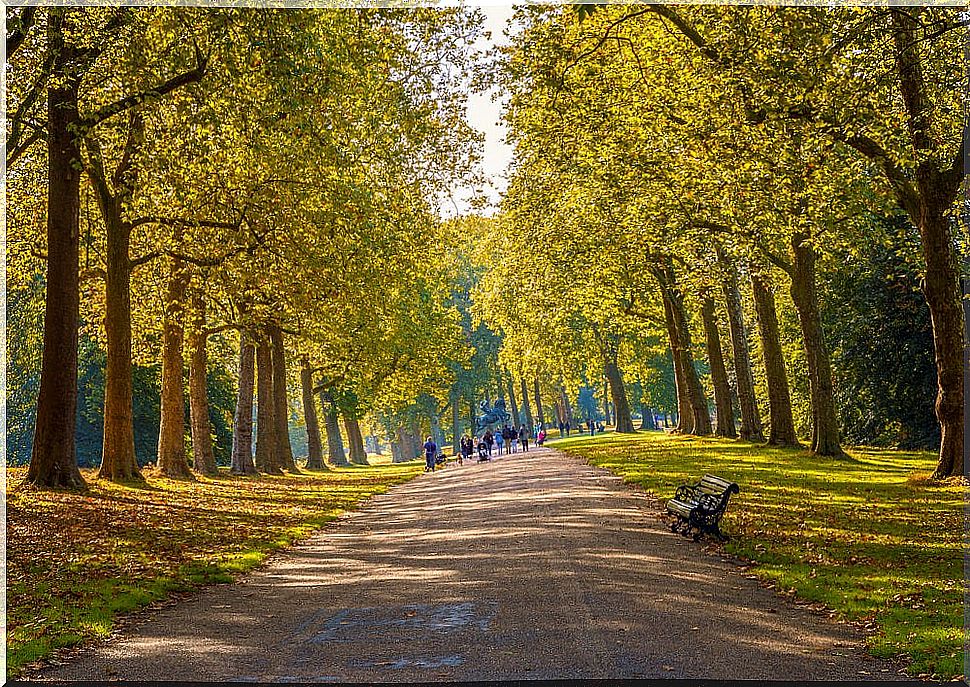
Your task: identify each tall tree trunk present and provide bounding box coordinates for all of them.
[300,357,325,470]
[506,372,520,427]
[889,10,964,478]
[320,390,348,466]
[268,324,298,472]
[559,384,573,425]
[604,359,636,433]
[720,256,764,442]
[668,279,712,436]
[157,256,194,479]
[700,295,736,438]
[452,393,461,453]
[345,416,368,465]
[789,232,843,457]
[751,273,799,447]
[230,331,257,475]
[27,9,85,490]
[254,335,281,474]
[187,289,216,476]
[533,378,546,431]
[661,292,692,434]
[519,376,534,434]
[96,194,141,481]
[602,379,612,425]
[468,400,477,438]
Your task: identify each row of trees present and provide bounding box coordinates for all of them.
[10,7,494,488]
[476,6,966,478]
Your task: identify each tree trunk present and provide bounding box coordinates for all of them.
[519,376,534,434]
[390,434,403,463]
[27,10,86,490]
[97,200,141,481]
[700,295,737,439]
[187,289,217,476]
[668,281,712,436]
[560,384,573,425]
[661,291,693,434]
[506,371,520,427]
[789,232,843,457]
[640,405,657,430]
[345,416,368,465]
[230,331,257,475]
[604,359,636,433]
[300,357,325,470]
[268,324,298,472]
[451,393,461,453]
[469,400,478,438]
[720,258,764,442]
[751,273,800,447]
[157,257,194,479]
[321,391,348,466]
[255,335,281,474]
[533,378,546,430]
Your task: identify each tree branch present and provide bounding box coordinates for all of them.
[7,6,38,58]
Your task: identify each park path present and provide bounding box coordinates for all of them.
[37,445,906,682]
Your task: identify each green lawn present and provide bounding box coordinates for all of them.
[6,458,423,678]
[549,430,963,681]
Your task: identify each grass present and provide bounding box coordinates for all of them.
[548,430,964,681]
[5,457,424,678]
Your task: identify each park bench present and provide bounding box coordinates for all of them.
[665,474,739,542]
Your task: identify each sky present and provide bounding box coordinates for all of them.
[447,4,516,217]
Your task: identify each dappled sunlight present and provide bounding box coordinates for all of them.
[37,444,906,682]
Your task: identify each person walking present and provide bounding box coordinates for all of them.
[519,425,529,452]
[484,428,494,457]
[424,436,437,472]
[461,435,472,464]
[537,428,546,446]
[558,419,564,437]
[565,420,571,436]
[495,428,504,455]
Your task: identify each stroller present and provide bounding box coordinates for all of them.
[477,440,490,462]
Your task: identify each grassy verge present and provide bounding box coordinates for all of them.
[6,458,424,677]
[548,431,963,681]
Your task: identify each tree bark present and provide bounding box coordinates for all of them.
[640,404,657,430]
[27,9,86,490]
[345,416,368,465]
[669,282,712,436]
[533,378,546,431]
[519,376,534,434]
[506,371,519,428]
[187,289,217,476]
[94,184,141,482]
[255,335,281,474]
[890,9,964,478]
[300,357,325,470]
[559,384,573,425]
[268,323,298,472]
[230,331,257,475]
[157,256,194,479]
[321,390,348,466]
[751,273,799,447]
[720,257,765,442]
[700,295,737,438]
[789,231,843,457]
[451,393,461,453]
[661,291,693,434]
[468,400,477,438]
[605,359,636,433]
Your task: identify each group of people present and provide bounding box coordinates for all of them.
[424,422,555,472]
[556,418,606,437]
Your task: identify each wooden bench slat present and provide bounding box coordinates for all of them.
[664,473,739,542]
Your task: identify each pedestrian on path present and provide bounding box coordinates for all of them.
[424,436,437,472]
[537,428,546,446]
[565,420,571,436]
[519,425,529,452]
[484,429,495,457]
[495,429,504,455]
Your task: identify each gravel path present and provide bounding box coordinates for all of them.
[36,445,907,682]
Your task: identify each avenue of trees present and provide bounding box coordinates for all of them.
[8,6,967,489]
[476,5,966,478]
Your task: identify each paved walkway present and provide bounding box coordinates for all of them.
[37,445,904,681]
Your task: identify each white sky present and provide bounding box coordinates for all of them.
[447,4,516,216]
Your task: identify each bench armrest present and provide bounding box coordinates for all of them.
[675,483,700,501]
